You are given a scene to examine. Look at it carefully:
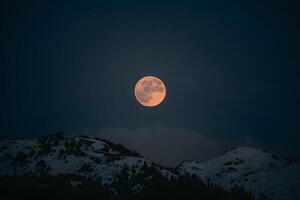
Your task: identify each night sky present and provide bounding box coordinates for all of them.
[1,1,299,165]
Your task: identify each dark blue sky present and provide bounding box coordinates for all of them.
[0,1,299,158]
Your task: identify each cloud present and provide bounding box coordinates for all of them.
[89,126,258,167]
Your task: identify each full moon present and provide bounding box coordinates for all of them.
[134,76,166,107]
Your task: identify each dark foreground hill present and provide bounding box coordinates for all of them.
[0,175,265,200]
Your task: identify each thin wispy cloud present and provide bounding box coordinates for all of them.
[90,126,259,166]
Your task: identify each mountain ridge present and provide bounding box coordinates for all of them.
[0,133,299,199]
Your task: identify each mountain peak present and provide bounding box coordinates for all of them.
[0,133,177,193]
[38,133,141,158]
[178,146,300,200]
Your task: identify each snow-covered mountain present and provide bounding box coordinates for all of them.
[0,133,176,194]
[177,147,300,200]
[0,133,299,199]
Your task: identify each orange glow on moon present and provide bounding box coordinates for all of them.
[134,76,166,107]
